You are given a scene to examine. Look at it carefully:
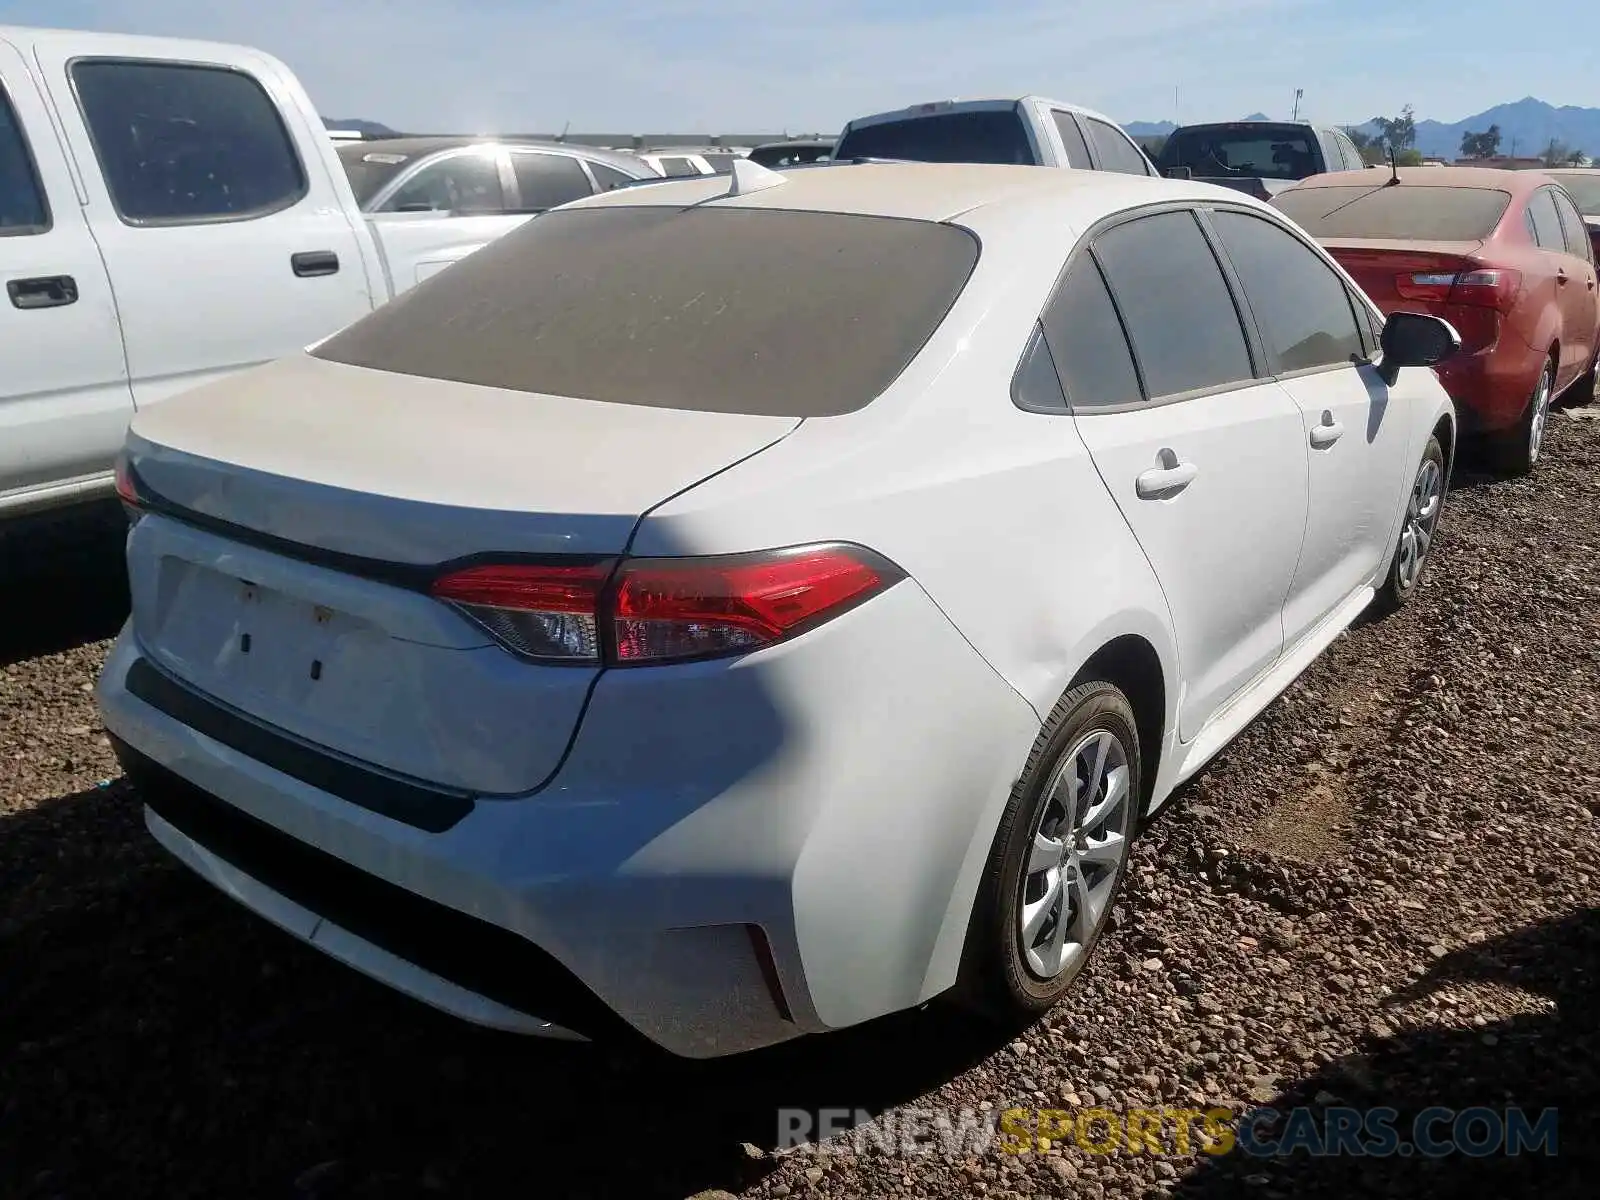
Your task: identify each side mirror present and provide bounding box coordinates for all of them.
[1378,311,1462,385]
[1163,166,1192,180]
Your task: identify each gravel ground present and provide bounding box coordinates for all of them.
[3,413,1599,1200]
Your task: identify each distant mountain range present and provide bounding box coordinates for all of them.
[1127,98,1598,158]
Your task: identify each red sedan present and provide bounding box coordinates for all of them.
[1273,167,1598,473]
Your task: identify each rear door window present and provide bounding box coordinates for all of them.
[1050,111,1092,169]
[509,151,593,210]
[312,206,980,416]
[1091,210,1255,398]
[0,83,49,233]
[1211,210,1365,374]
[385,151,505,213]
[1084,119,1153,176]
[1550,187,1594,262]
[1526,187,1565,250]
[71,60,306,223]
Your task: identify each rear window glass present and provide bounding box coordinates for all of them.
[311,206,980,416]
[1273,185,1512,241]
[835,110,1034,165]
[1549,172,1600,214]
[1157,126,1319,181]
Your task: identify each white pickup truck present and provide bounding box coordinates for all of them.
[0,25,649,522]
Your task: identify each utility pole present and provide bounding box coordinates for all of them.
[1292,88,1303,121]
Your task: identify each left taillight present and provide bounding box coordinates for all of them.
[428,543,902,667]
[114,453,146,517]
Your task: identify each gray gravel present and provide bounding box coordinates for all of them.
[3,414,1599,1199]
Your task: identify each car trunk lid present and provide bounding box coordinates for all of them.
[1320,239,1503,352]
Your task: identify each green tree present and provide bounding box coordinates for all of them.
[1459,124,1502,159]
[1541,138,1575,167]
[1342,127,1386,166]
[1373,105,1417,154]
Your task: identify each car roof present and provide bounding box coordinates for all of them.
[335,136,649,174]
[841,96,1124,131]
[1289,166,1547,193]
[751,139,836,151]
[566,160,1264,226]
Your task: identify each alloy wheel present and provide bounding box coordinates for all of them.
[1017,729,1133,980]
[1396,454,1443,591]
[1529,361,1554,464]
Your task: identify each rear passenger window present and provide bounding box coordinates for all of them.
[587,162,637,191]
[510,151,593,210]
[1092,211,1254,398]
[387,152,504,213]
[1050,111,1092,169]
[0,85,49,233]
[1526,188,1564,250]
[1041,256,1142,409]
[72,60,306,223]
[1211,211,1365,373]
[1551,188,1594,262]
[1084,120,1152,176]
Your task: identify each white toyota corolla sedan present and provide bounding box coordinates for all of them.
[98,160,1460,1058]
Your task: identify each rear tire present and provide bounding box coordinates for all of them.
[957,682,1140,1024]
[1490,354,1556,477]
[1370,434,1446,618]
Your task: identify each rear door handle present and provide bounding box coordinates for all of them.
[1556,268,1569,285]
[291,251,340,278]
[1309,412,1345,448]
[7,274,78,309]
[1135,452,1198,499]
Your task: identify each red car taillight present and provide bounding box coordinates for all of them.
[1395,266,1521,310]
[114,453,148,520]
[429,543,901,667]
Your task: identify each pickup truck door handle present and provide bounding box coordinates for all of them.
[291,251,340,278]
[1135,451,1199,499]
[7,275,78,310]
[1309,411,1345,448]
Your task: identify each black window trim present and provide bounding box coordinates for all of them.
[1197,203,1375,383]
[0,76,53,235]
[67,55,310,228]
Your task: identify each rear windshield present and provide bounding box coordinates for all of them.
[337,144,415,206]
[1157,125,1320,180]
[1272,184,1512,241]
[1549,172,1600,214]
[835,109,1034,165]
[311,205,980,416]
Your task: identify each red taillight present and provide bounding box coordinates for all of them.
[1395,266,1521,310]
[114,454,144,511]
[428,544,900,666]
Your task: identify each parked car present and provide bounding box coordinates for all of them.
[0,25,651,525]
[100,161,1459,1059]
[1545,168,1600,250]
[1155,120,1368,199]
[638,150,744,176]
[832,97,1157,176]
[747,139,834,168]
[1273,167,1599,473]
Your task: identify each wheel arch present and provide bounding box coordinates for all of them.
[1068,633,1167,814]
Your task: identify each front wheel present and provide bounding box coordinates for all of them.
[1491,355,1556,476]
[958,682,1139,1022]
[1370,434,1447,617]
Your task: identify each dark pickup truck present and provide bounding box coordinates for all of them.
[1154,120,1369,199]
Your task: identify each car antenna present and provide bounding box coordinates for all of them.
[1385,145,1401,186]
[724,156,788,196]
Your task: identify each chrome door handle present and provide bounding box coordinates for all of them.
[1135,456,1198,499]
[1309,414,1345,448]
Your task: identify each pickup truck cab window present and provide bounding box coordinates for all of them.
[71,60,306,224]
[1049,110,1091,169]
[385,150,505,214]
[0,84,49,233]
[1083,118,1153,176]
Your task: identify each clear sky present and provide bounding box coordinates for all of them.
[3,0,1596,133]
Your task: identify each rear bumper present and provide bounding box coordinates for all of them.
[96,577,1038,1058]
[1435,339,1546,433]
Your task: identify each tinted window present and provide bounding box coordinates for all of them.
[834,110,1034,165]
[587,161,638,191]
[1550,188,1594,261]
[1085,119,1152,176]
[339,145,416,208]
[386,152,504,213]
[1273,185,1511,240]
[1526,187,1565,251]
[72,61,305,223]
[510,151,592,210]
[1548,172,1600,214]
[700,153,740,174]
[1157,125,1319,180]
[1041,257,1142,408]
[657,157,700,177]
[1212,211,1364,374]
[1012,325,1069,411]
[0,85,49,234]
[1050,111,1091,169]
[1093,211,1254,398]
[313,207,980,417]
